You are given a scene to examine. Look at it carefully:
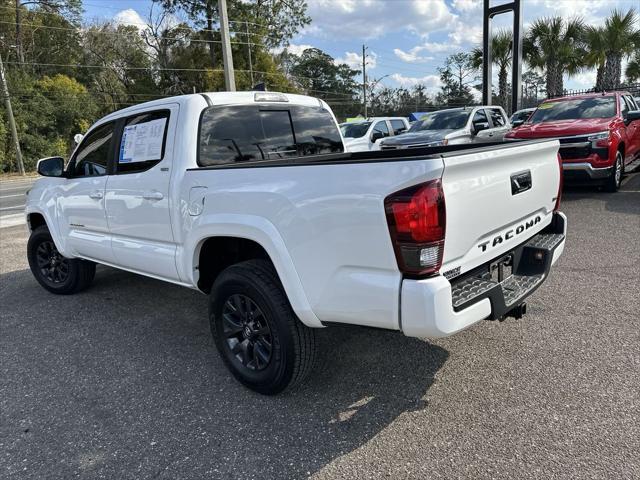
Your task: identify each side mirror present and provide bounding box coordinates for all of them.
[511,120,524,128]
[73,133,84,145]
[37,156,65,177]
[472,121,490,134]
[625,110,640,123]
[371,131,384,142]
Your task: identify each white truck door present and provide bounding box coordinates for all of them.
[104,105,180,281]
[471,109,493,143]
[58,121,116,264]
[486,107,510,141]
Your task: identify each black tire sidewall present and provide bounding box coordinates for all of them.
[210,268,295,393]
[27,226,89,294]
[604,152,622,192]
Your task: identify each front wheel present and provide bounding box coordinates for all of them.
[27,225,96,294]
[603,151,623,192]
[209,259,317,395]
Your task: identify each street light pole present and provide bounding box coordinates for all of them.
[362,44,367,117]
[0,52,25,175]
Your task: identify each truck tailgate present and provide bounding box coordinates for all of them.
[440,140,561,276]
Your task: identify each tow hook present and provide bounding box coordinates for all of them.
[506,303,527,320]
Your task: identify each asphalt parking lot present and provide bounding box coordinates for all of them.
[1,173,639,480]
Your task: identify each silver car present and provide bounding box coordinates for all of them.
[379,106,511,149]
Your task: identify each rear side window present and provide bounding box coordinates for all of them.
[390,119,407,135]
[489,108,506,127]
[117,110,170,174]
[198,105,343,166]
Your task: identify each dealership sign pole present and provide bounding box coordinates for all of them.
[483,0,523,114]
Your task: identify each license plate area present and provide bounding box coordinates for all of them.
[490,253,513,283]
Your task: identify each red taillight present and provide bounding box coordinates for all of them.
[555,153,563,212]
[385,179,446,276]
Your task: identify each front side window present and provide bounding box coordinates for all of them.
[620,95,629,116]
[528,96,617,123]
[72,122,114,177]
[472,110,488,125]
[199,105,343,166]
[390,119,407,135]
[117,110,170,174]
[372,121,390,137]
[489,108,506,126]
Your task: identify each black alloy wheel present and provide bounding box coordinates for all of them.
[222,294,273,371]
[35,240,70,285]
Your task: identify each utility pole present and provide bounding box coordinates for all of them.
[218,0,236,91]
[15,1,24,66]
[245,21,254,88]
[0,52,25,175]
[362,44,367,117]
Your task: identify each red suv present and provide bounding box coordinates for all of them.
[505,92,640,191]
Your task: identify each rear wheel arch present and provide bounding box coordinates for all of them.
[195,236,273,294]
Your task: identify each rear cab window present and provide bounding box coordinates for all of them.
[198,104,343,166]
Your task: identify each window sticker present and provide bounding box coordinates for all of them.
[538,103,555,109]
[119,118,167,163]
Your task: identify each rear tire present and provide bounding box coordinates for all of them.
[603,151,623,192]
[209,259,317,395]
[27,225,96,294]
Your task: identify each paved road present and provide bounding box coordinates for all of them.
[0,177,37,228]
[1,174,639,479]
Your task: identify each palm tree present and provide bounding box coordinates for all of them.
[584,26,607,91]
[471,29,512,110]
[626,52,640,82]
[601,9,638,89]
[524,17,586,97]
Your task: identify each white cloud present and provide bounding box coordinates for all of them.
[305,0,457,39]
[390,73,441,89]
[394,47,435,63]
[335,51,377,70]
[452,0,481,12]
[113,9,146,30]
[271,43,315,56]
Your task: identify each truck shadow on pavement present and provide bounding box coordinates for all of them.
[1,265,448,479]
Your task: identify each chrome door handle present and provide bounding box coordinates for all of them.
[142,191,164,200]
[89,191,103,200]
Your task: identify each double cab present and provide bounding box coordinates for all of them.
[26,92,566,394]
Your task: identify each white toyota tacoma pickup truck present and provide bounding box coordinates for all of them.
[26,92,567,394]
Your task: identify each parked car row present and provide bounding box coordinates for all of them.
[339,117,410,152]
[342,90,640,192]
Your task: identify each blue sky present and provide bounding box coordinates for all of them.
[82,0,639,94]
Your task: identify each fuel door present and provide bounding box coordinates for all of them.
[188,186,207,216]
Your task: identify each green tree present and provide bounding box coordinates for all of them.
[524,17,586,97]
[600,9,638,89]
[584,26,607,91]
[522,70,545,106]
[154,0,310,68]
[471,29,512,109]
[436,52,477,107]
[626,51,640,82]
[13,0,82,65]
[289,48,360,119]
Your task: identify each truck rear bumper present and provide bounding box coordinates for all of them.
[400,212,567,338]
